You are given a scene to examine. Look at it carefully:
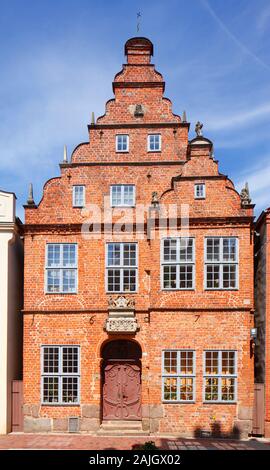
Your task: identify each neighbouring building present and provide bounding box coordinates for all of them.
[254,208,270,437]
[23,37,255,437]
[0,190,23,434]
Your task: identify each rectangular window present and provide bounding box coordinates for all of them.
[42,346,80,404]
[46,244,77,293]
[205,238,238,289]
[106,243,137,292]
[194,183,205,199]
[162,238,195,289]
[72,185,85,207]
[204,351,237,402]
[110,185,135,207]
[116,134,129,152]
[162,350,195,402]
[148,134,161,151]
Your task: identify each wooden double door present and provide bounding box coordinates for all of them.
[103,361,141,420]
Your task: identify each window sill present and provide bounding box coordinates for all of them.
[106,291,138,294]
[41,403,80,406]
[111,205,136,208]
[204,288,238,291]
[162,288,195,291]
[203,401,236,405]
[45,292,78,295]
[116,151,129,154]
[147,150,161,153]
[162,401,196,404]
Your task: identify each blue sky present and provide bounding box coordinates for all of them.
[0,0,270,220]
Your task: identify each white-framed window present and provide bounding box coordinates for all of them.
[110,185,135,207]
[162,350,195,402]
[45,244,77,293]
[72,185,85,207]
[204,350,237,402]
[106,243,137,292]
[194,183,205,199]
[205,237,238,289]
[148,134,161,151]
[161,238,195,290]
[41,346,80,405]
[116,134,129,152]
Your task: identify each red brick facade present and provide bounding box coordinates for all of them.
[23,37,255,437]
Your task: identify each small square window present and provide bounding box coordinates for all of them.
[73,186,85,207]
[116,135,129,152]
[194,184,205,199]
[148,134,161,152]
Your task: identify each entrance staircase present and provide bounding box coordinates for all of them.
[97,420,148,436]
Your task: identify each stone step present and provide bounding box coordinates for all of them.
[97,420,148,436]
[101,420,142,429]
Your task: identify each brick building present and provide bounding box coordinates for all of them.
[254,208,270,437]
[23,37,255,437]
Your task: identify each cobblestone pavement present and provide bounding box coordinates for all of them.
[0,434,270,450]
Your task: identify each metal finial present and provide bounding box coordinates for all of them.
[137,12,141,33]
[27,183,35,205]
[63,145,68,163]
[182,110,187,123]
[195,121,203,136]
[91,112,95,125]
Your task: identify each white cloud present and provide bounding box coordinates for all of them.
[236,156,270,212]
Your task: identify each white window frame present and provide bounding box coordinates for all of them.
[45,243,78,294]
[106,242,138,293]
[110,185,136,207]
[194,183,206,199]
[204,237,239,290]
[203,350,237,403]
[116,134,129,152]
[161,238,195,290]
[72,185,85,207]
[147,133,161,152]
[41,345,80,405]
[162,350,196,403]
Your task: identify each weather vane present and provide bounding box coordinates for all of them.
[137,12,141,33]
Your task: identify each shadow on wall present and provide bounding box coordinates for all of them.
[194,421,241,440]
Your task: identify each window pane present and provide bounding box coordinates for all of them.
[205,377,219,401]
[43,347,59,374]
[47,245,60,267]
[62,347,79,374]
[163,239,177,262]
[206,265,220,288]
[62,377,79,403]
[107,244,121,266]
[180,378,194,401]
[205,351,219,374]
[111,186,122,206]
[116,135,128,151]
[47,269,60,293]
[179,238,194,262]
[163,265,177,289]
[43,377,59,403]
[63,244,76,267]
[223,238,237,262]
[164,351,177,374]
[223,264,236,288]
[62,270,76,292]
[123,185,134,205]
[73,186,84,207]
[206,239,220,262]
[221,351,235,375]
[179,265,193,289]
[123,244,137,266]
[107,269,121,292]
[123,269,136,291]
[221,377,235,401]
[195,184,205,199]
[148,134,160,151]
[180,351,194,374]
[163,377,177,401]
